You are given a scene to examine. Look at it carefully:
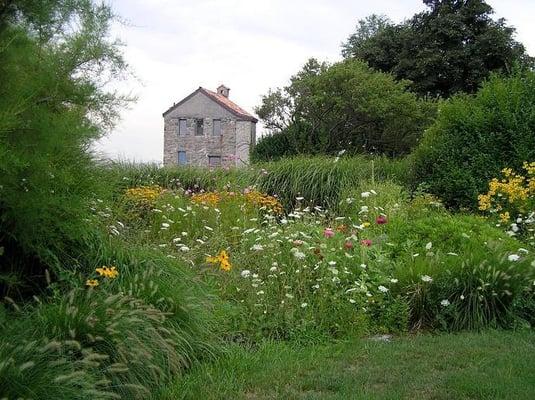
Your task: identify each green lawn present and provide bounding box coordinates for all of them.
[162,330,535,400]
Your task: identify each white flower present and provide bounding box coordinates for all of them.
[508,254,520,262]
[360,263,367,269]
[345,197,354,204]
[440,299,450,307]
[161,222,170,229]
[370,190,377,195]
[285,293,294,299]
[296,196,304,201]
[241,270,251,278]
[511,223,520,233]
[269,266,277,272]
[301,302,308,308]
[460,295,465,300]
[251,244,264,251]
[204,225,213,231]
[256,290,265,295]
[361,191,371,198]
[293,251,306,260]
[360,205,369,213]
[421,275,433,283]
[517,217,523,223]
[332,276,340,284]
[349,299,356,304]
[328,261,337,266]
[378,285,389,293]
[281,219,288,224]
[179,245,190,252]
[181,231,188,236]
[337,149,346,156]
[390,278,398,283]
[425,242,433,250]
[312,284,320,289]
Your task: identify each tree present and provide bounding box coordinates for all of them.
[252,59,435,161]
[342,0,533,98]
[0,0,129,296]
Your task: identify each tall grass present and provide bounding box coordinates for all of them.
[100,156,410,210]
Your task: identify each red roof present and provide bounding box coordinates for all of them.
[162,87,258,122]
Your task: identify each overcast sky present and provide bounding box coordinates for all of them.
[95,0,535,163]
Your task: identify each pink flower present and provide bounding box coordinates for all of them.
[293,239,304,246]
[344,241,354,250]
[376,215,388,225]
[323,228,335,238]
[360,239,372,247]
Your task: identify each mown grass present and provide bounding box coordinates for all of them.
[163,330,535,400]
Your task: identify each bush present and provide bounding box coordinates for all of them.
[251,130,297,163]
[411,70,535,209]
[385,209,535,330]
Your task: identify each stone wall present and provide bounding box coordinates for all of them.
[235,120,255,166]
[163,91,256,167]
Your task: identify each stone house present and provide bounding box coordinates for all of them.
[162,85,258,167]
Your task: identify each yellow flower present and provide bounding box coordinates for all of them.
[86,279,99,287]
[95,266,119,279]
[362,222,371,228]
[206,250,232,271]
[499,212,510,223]
[124,185,163,208]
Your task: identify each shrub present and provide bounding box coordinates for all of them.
[251,130,297,162]
[385,209,535,330]
[411,70,535,209]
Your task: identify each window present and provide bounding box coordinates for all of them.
[178,119,187,136]
[208,156,221,167]
[195,119,204,136]
[212,119,221,136]
[178,151,187,165]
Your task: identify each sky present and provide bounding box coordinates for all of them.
[94,0,535,163]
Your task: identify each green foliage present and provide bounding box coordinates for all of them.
[342,0,533,98]
[253,58,435,160]
[101,156,410,211]
[0,1,128,297]
[0,239,217,399]
[410,70,535,209]
[254,156,410,210]
[250,131,297,162]
[385,210,535,330]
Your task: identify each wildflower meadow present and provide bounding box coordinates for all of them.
[2,1,535,399]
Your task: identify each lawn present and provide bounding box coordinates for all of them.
[164,330,535,400]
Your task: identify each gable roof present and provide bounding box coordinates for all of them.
[162,87,258,122]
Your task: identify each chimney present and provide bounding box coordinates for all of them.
[217,84,230,98]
